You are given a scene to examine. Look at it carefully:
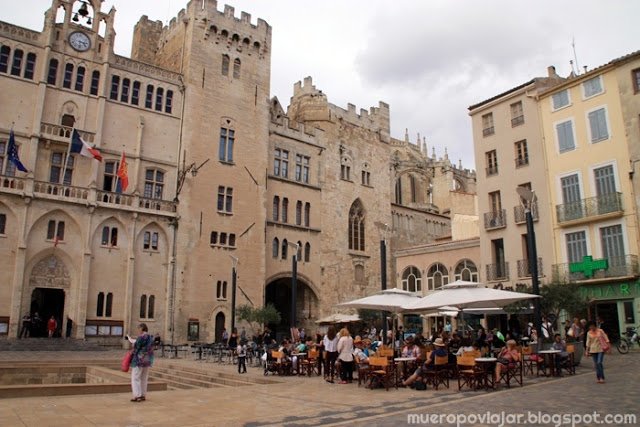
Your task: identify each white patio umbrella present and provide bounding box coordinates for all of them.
[338,288,421,313]
[316,313,361,324]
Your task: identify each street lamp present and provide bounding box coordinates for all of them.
[374,221,391,343]
[516,186,542,343]
[287,242,300,331]
[229,255,239,332]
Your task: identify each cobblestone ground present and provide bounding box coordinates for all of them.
[0,350,637,426]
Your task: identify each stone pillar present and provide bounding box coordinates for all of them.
[73,207,95,339]
[7,200,31,338]
[122,213,138,346]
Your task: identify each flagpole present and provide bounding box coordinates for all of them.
[61,128,74,185]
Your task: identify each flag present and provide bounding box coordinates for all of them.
[7,130,28,172]
[116,151,128,192]
[53,235,60,247]
[70,129,102,161]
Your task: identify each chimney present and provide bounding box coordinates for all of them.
[547,65,557,78]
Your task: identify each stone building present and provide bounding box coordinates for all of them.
[0,0,476,343]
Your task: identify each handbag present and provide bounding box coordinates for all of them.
[597,332,610,353]
[121,350,133,372]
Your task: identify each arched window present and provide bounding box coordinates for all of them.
[147,295,155,319]
[10,49,23,76]
[348,199,365,251]
[63,62,74,88]
[90,70,100,95]
[105,292,113,317]
[233,58,241,79]
[427,263,449,291]
[395,178,403,205]
[282,198,289,223]
[304,242,310,262]
[281,239,288,260]
[296,241,303,260]
[120,78,130,102]
[409,175,417,203]
[304,203,310,227]
[454,259,479,282]
[0,45,10,73]
[24,53,36,80]
[272,237,279,258]
[165,90,173,114]
[139,295,147,318]
[96,292,104,316]
[145,84,154,108]
[75,66,85,91]
[221,55,230,76]
[47,58,58,85]
[402,266,422,293]
[131,81,140,104]
[155,87,164,111]
[109,75,119,99]
[295,201,302,226]
[272,196,280,221]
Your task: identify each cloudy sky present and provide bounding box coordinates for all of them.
[6,1,640,169]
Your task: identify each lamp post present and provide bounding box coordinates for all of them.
[229,255,239,332]
[287,242,300,330]
[374,221,391,344]
[516,187,542,341]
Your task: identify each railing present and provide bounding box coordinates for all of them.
[486,165,499,176]
[511,115,525,127]
[482,127,495,137]
[33,180,89,200]
[484,209,506,230]
[556,192,623,224]
[552,255,639,282]
[40,122,96,143]
[0,174,26,192]
[517,258,543,278]
[486,262,509,281]
[139,197,177,213]
[514,202,539,224]
[515,156,529,168]
[96,190,135,207]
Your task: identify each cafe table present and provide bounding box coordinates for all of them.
[474,357,498,389]
[537,349,561,376]
[394,356,417,385]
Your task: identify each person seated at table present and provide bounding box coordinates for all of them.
[402,338,447,387]
[353,337,369,363]
[494,339,521,383]
[401,336,420,359]
[455,338,476,356]
[413,332,425,346]
[448,332,462,354]
[551,333,569,373]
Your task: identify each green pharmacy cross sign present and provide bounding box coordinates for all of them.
[569,256,609,278]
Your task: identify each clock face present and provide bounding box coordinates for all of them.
[69,31,91,52]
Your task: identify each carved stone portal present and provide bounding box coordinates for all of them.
[29,255,71,289]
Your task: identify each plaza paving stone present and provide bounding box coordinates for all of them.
[0,349,638,426]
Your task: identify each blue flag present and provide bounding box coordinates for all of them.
[8,130,28,173]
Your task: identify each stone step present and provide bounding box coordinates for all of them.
[0,338,106,352]
[150,369,224,389]
[147,371,200,390]
[158,363,278,385]
[153,366,256,387]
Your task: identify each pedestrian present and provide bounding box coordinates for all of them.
[127,323,154,402]
[323,326,339,383]
[221,327,229,344]
[47,315,57,338]
[237,341,247,374]
[337,328,354,384]
[65,317,73,338]
[19,313,31,339]
[585,320,610,384]
[228,327,238,350]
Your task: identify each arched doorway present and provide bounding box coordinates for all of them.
[27,255,71,337]
[265,277,318,341]
[30,288,65,337]
[214,312,225,344]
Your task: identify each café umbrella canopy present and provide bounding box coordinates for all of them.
[402,280,540,313]
[338,288,421,313]
[316,313,361,324]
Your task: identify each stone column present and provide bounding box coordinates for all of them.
[122,213,138,347]
[8,200,31,338]
[73,206,95,339]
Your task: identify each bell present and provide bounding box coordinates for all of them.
[86,17,92,25]
[78,2,89,17]
[72,13,79,22]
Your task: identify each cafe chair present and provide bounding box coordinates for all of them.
[456,355,484,391]
[497,358,523,388]
[300,349,320,376]
[424,355,450,390]
[367,356,394,391]
[271,351,292,376]
[560,345,576,375]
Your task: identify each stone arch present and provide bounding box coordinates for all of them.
[92,215,128,249]
[264,271,320,299]
[264,273,319,336]
[59,100,80,125]
[0,199,18,225]
[26,251,73,291]
[28,208,82,244]
[135,220,169,249]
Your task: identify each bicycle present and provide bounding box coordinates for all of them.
[616,326,638,354]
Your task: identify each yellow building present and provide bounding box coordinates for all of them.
[538,52,640,338]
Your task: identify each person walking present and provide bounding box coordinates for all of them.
[19,313,31,339]
[237,341,247,374]
[323,326,339,383]
[127,323,155,402]
[586,321,610,384]
[337,328,354,384]
[47,316,57,338]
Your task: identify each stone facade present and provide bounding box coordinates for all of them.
[0,0,475,343]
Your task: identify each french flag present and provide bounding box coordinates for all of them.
[70,129,102,161]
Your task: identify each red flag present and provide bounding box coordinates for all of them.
[53,235,60,247]
[116,151,129,192]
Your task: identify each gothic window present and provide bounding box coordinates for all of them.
[402,266,422,293]
[272,238,279,258]
[409,175,417,203]
[304,203,310,227]
[139,295,147,318]
[282,198,289,223]
[10,49,23,76]
[46,220,65,241]
[145,84,154,108]
[120,78,130,102]
[47,58,58,85]
[233,58,241,79]
[348,199,365,251]
[143,231,159,251]
[143,169,164,199]
[395,178,403,205]
[272,196,280,221]
[101,226,118,247]
[96,292,104,317]
[24,53,36,80]
[131,81,140,104]
[109,75,119,99]
[155,87,164,111]
[219,126,235,163]
[221,55,230,76]
[281,239,288,260]
[0,45,10,73]
[165,90,173,114]
[75,66,85,92]
[90,70,100,95]
[63,62,74,88]
[427,263,449,291]
[296,201,302,226]
[105,293,113,317]
[304,242,311,262]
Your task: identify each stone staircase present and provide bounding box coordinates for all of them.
[0,338,107,352]
[150,363,280,390]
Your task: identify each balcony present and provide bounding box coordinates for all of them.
[517,258,543,278]
[40,122,96,143]
[514,156,529,168]
[484,209,507,230]
[0,174,26,194]
[511,115,525,127]
[556,192,623,225]
[486,165,499,176]
[482,127,495,137]
[514,202,539,224]
[486,262,509,281]
[552,255,639,282]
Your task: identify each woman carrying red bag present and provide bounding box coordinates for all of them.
[585,320,610,384]
[126,323,154,402]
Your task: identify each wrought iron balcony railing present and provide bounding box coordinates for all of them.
[517,258,543,278]
[486,262,509,281]
[511,115,524,127]
[556,192,623,224]
[514,202,539,224]
[486,165,499,176]
[484,209,507,230]
[515,156,529,168]
[552,255,639,282]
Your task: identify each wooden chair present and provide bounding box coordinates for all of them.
[424,355,450,390]
[356,356,370,387]
[456,355,484,391]
[300,349,320,376]
[463,350,481,358]
[521,346,535,376]
[271,351,292,376]
[497,357,523,387]
[367,356,394,391]
[379,347,394,358]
